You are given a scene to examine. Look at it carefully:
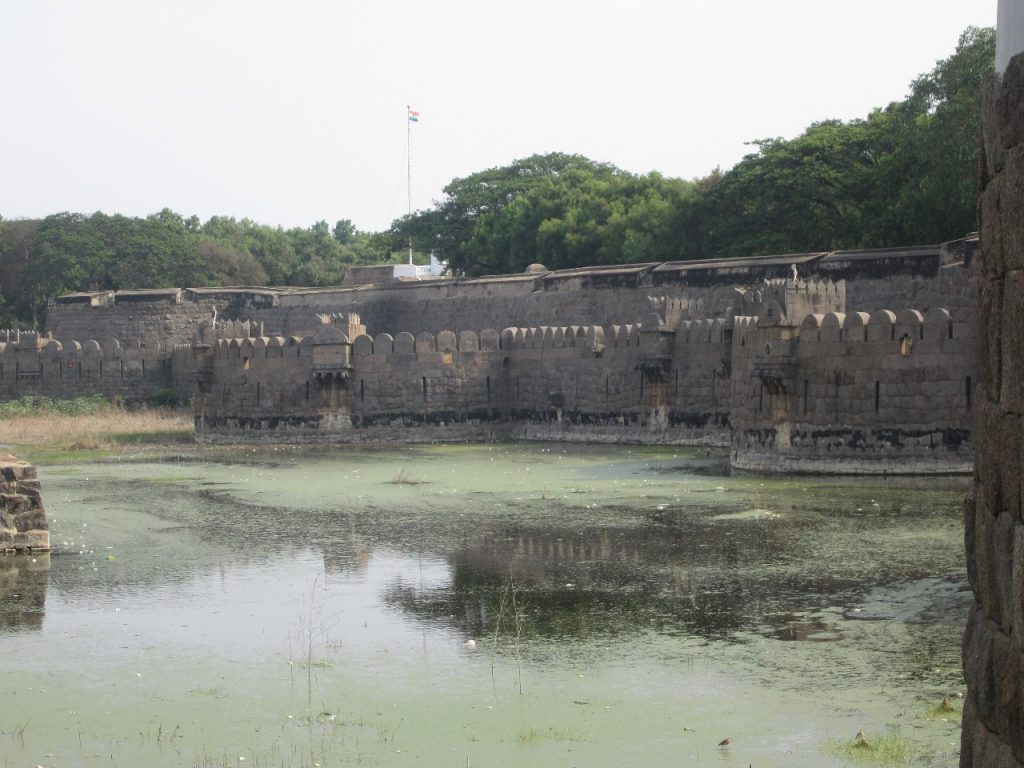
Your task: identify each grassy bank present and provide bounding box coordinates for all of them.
[0,396,194,461]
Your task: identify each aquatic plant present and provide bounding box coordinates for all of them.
[387,468,427,485]
[491,559,526,694]
[825,731,914,764]
[516,726,582,744]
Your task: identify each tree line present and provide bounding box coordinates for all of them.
[0,212,391,326]
[387,27,992,275]
[0,26,993,326]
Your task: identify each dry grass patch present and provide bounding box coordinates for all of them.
[0,409,193,449]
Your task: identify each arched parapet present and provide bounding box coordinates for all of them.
[268,336,286,357]
[526,328,544,349]
[895,309,924,327]
[289,337,306,358]
[549,327,564,349]
[458,330,479,352]
[312,323,349,345]
[585,325,605,352]
[239,339,256,365]
[798,314,824,346]
[41,340,64,361]
[894,310,924,342]
[373,333,394,355]
[252,337,268,354]
[393,332,415,355]
[612,324,637,348]
[296,336,313,357]
[844,312,871,342]
[100,338,122,357]
[436,330,457,353]
[867,310,897,342]
[81,340,102,375]
[570,326,585,347]
[800,314,824,331]
[415,332,436,354]
[480,329,500,352]
[352,334,374,357]
[228,338,242,359]
[500,328,517,350]
[820,312,846,343]
[924,307,954,342]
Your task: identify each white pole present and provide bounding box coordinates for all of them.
[407,105,413,265]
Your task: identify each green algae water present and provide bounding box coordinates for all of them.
[0,444,969,767]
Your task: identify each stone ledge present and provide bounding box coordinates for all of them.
[0,454,49,555]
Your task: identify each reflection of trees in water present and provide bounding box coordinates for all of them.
[0,555,49,632]
[37,469,966,647]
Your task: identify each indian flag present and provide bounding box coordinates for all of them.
[408,108,420,122]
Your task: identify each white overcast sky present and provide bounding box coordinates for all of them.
[0,0,996,233]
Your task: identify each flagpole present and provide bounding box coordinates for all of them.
[406,105,413,266]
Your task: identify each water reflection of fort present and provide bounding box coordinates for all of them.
[380,510,810,641]
[0,555,49,632]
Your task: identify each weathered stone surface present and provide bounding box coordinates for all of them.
[964,55,1024,768]
[0,453,49,555]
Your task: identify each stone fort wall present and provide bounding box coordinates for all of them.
[730,304,977,474]
[0,330,169,402]
[194,317,734,446]
[960,56,1024,768]
[44,241,976,345]
[2,237,981,476]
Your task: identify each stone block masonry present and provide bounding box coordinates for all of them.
[0,331,170,403]
[10,235,980,468]
[0,454,49,554]
[960,55,1024,768]
[194,317,734,446]
[45,242,975,345]
[730,302,977,474]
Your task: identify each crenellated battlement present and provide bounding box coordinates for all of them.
[678,318,731,344]
[0,332,168,402]
[794,306,975,345]
[3,235,981,471]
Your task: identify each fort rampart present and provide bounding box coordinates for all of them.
[45,242,974,345]
[960,55,1024,768]
[0,237,979,474]
[194,315,733,446]
[0,330,168,402]
[730,301,976,474]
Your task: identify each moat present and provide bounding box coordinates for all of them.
[0,443,969,767]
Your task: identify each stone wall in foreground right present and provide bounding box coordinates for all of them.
[961,56,1024,768]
